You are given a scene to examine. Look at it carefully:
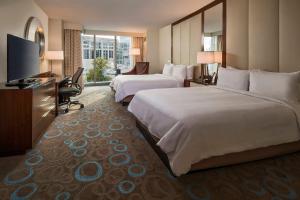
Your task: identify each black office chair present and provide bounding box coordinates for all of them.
[59,67,84,113]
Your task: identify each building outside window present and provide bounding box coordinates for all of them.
[81,34,133,85]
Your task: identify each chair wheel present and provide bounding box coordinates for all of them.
[80,104,84,109]
[65,108,69,113]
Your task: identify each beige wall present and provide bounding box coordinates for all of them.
[170,13,202,67]
[172,24,181,65]
[159,25,172,69]
[226,0,249,69]
[180,20,190,65]
[0,0,48,82]
[146,28,160,73]
[249,0,279,71]
[160,0,300,73]
[189,14,202,65]
[279,0,300,72]
[48,19,64,76]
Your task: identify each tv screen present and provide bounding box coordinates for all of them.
[7,34,40,82]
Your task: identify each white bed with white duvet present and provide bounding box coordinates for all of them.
[110,64,194,102]
[128,68,300,176]
[110,74,181,102]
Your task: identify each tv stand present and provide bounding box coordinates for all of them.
[5,78,40,88]
[0,77,56,156]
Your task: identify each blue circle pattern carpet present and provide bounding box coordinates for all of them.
[0,87,300,199]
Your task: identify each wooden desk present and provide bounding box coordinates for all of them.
[54,76,70,115]
[36,72,70,116]
[0,78,55,155]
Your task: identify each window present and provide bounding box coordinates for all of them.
[116,36,132,73]
[81,34,133,84]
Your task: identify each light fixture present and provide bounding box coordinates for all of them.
[45,51,64,73]
[197,51,215,64]
[129,48,141,56]
[214,51,223,64]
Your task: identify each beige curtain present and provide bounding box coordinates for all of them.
[64,29,83,85]
[132,37,144,62]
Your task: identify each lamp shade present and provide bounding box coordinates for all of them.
[129,48,140,56]
[197,51,215,64]
[214,51,223,63]
[45,51,64,60]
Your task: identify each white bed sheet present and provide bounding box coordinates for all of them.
[110,74,182,102]
[128,86,300,176]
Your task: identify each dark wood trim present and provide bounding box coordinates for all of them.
[171,0,227,67]
[201,12,205,51]
[171,25,174,63]
[222,0,227,67]
[136,119,175,176]
[172,0,225,26]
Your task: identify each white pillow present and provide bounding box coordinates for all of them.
[172,65,187,81]
[217,67,250,91]
[186,65,194,80]
[162,64,173,76]
[249,71,300,102]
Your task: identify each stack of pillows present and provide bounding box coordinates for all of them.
[162,63,194,81]
[217,67,300,103]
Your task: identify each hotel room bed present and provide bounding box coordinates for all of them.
[110,74,182,102]
[128,86,300,176]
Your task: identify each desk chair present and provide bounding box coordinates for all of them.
[59,67,84,113]
[122,62,149,75]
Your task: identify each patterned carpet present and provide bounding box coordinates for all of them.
[1,86,300,200]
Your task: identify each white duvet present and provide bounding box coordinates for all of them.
[128,87,300,176]
[110,74,182,102]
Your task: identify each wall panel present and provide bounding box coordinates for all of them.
[189,14,202,65]
[159,25,172,70]
[180,20,190,65]
[249,0,279,71]
[172,24,181,64]
[279,0,300,72]
[226,0,249,69]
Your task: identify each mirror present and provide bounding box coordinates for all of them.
[204,3,223,52]
[24,17,45,58]
[200,3,223,84]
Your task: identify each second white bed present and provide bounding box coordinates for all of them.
[128,86,300,176]
[110,74,182,102]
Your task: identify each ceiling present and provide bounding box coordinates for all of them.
[34,0,213,33]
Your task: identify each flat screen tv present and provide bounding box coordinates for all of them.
[7,34,39,83]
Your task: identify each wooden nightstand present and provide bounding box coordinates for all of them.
[190,79,216,87]
[190,81,205,87]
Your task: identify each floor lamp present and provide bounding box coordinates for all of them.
[45,51,64,75]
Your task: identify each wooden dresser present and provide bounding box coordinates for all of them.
[0,78,56,156]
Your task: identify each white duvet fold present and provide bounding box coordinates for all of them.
[128,87,300,176]
[110,74,182,102]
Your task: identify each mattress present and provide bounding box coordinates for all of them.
[110,74,182,102]
[128,86,300,176]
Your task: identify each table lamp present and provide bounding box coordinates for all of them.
[129,48,141,65]
[45,51,64,73]
[214,51,223,64]
[197,51,215,84]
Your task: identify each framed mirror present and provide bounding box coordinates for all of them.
[203,3,223,52]
[201,2,225,84]
[24,17,45,58]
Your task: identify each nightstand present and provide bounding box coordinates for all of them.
[190,81,205,87]
[190,78,216,87]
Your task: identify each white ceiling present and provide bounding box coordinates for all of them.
[34,0,213,33]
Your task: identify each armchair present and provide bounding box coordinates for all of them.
[122,62,149,75]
